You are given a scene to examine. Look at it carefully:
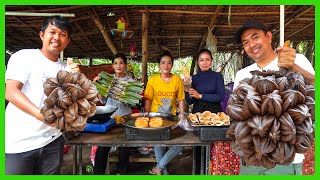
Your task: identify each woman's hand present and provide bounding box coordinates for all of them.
[183,77,192,92]
[188,88,202,99]
[182,76,191,85]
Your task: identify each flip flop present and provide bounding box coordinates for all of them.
[148,170,156,175]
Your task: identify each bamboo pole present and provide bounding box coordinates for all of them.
[5,12,75,17]
[139,9,284,16]
[280,5,285,46]
[60,51,64,61]
[141,12,148,85]
[93,17,118,55]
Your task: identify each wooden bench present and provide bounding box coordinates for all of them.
[106,152,156,174]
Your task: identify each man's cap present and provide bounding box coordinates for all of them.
[234,21,268,44]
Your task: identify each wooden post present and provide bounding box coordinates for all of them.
[232,52,242,79]
[305,41,314,67]
[190,54,197,76]
[93,17,118,55]
[89,57,93,67]
[141,12,148,85]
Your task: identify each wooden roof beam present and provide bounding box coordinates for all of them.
[138,9,290,16]
[5,34,25,49]
[123,7,131,27]
[91,8,118,55]
[5,12,75,17]
[4,22,276,29]
[12,16,38,35]
[287,21,314,39]
[8,16,86,57]
[177,9,186,58]
[123,7,139,48]
[151,34,173,53]
[155,35,203,39]
[12,6,90,13]
[191,6,223,75]
[68,39,92,58]
[154,24,239,29]
[272,6,313,35]
[148,8,174,54]
[73,21,104,57]
[197,5,223,52]
[10,16,43,48]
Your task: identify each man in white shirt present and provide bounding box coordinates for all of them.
[233,21,314,175]
[5,15,79,174]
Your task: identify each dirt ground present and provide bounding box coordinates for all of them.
[61,146,194,175]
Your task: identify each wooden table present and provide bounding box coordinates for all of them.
[65,126,211,175]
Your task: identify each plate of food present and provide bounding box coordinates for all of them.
[187,111,230,127]
[119,112,179,130]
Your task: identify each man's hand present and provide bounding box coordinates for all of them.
[35,110,45,121]
[92,75,101,83]
[66,58,80,73]
[277,45,315,85]
[36,111,55,127]
[276,46,296,69]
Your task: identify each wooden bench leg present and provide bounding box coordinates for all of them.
[106,153,110,174]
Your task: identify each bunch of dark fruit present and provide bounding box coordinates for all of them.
[41,70,99,131]
[226,69,314,168]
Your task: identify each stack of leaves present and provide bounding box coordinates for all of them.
[226,69,314,168]
[94,71,144,106]
[41,70,99,131]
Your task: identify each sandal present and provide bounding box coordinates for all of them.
[149,167,162,175]
[148,170,156,175]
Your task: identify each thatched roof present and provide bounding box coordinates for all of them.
[5,5,314,62]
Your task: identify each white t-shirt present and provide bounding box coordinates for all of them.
[5,49,67,153]
[234,54,315,89]
[233,53,315,164]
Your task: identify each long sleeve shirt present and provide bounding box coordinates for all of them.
[185,69,225,113]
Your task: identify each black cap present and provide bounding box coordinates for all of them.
[234,21,268,44]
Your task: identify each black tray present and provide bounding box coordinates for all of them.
[125,127,171,141]
[193,126,230,142]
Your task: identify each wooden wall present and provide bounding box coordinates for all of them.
[79,64,114,80]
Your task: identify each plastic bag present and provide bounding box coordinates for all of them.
[177,113,194,131]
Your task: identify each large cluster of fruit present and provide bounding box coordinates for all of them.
[41,70,98,131]
[226,69,314,168]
